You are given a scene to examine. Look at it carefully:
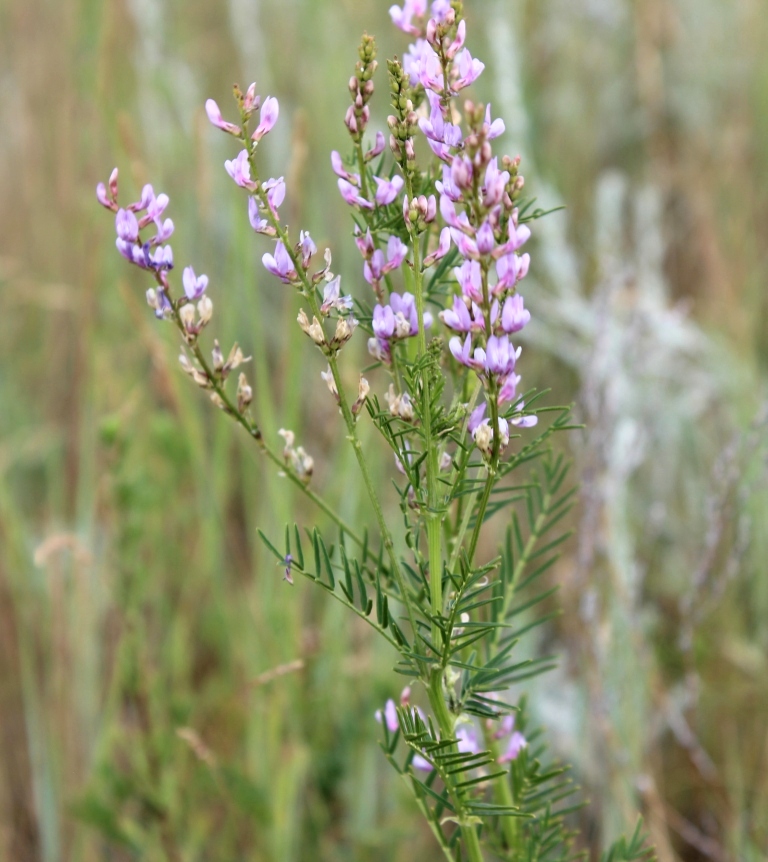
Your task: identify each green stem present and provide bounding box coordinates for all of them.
[168,306,363,549]
[427,669,485,862]
[465,468,495,567]
[244,141,421,653]
[484,732,520,855]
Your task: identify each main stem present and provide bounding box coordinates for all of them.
[427,669,485,862]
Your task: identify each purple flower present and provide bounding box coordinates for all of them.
[365,131,386,161]
[248,197,275,235]
[436,164,463,203]
[500,294,530,333]
[373,303,396,340]
[151,218,174,245]
[373,292,432,344]
[454,260,483,303]
[499,731,527,763]
[183,266,208,300]
[116,238,145,266]
[243,82,260,113]
[419,92,463,161]
[430,0,452,21]
[128,183,155,213]
[453,48,484,91]
[263,176,285,216]
[450,227,479,260]
[299,230,316,268]
[331,150,356,182]
[389,0,427,35]
[440,295,472,332]
[484,104,506,140]
[205,99,241,135]
[423,226,452,267]
[402,38,432,87]
[495,252,530,291]
[364,236,408,284]
[115,208,139,242]
[225,150,257,190]
[468,402,487,434]
[354,228,375,259]
[478,335,519,376]
[496,214,531,255]
[252,96,279,141]
[320,275,353,314]
[373,174,405,206]
[338,178,373,210]
[374,698,400,732]
[476,220,496,255]
[96,167,119,211]
[417,44,445,93]
[497,372,521,406]
[482,159,510,209]
[262,241,297,283]
[449,334,483,369]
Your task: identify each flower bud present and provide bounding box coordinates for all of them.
[320,365,339,401]
[108,167,119,200]
[212,339,224,371]
[237,372,253,412]
[198,296,213,324]
[352,375,370,416]
[333,316,358,347]
[179,302,196,331]
[474,424,493,457]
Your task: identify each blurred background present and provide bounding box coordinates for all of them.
[1,0,767,860]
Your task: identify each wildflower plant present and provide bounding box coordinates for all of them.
[96,2,653,859]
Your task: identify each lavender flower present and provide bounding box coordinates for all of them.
[262,241,298,283]
[263,176,286,217]
[182,266,208,300]
[225,150,257,190]
[320,275,353,314]
[389,0,427,36]
[373,174,405,206]
[338,178,373,210]
[252,96,279,141]
[205,98,241,136]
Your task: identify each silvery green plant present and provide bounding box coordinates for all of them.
[96,2,652,859]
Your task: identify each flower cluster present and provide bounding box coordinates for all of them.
[97,169,218,332]
[385,2,537,457]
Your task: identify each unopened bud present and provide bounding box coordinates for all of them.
[333,316,357,347]
[320,365,339,400]
[197,296,213,324]
[146,288,158,310]
[475,423,493,457]
[108,167,119,200]
[352,375,370,416]
[212,339,224,371]
[210,392,226,410]
[236,372,253,412]
[298,309,325,345]
[179,303,196,331]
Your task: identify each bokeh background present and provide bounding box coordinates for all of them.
[1,0,767,860]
